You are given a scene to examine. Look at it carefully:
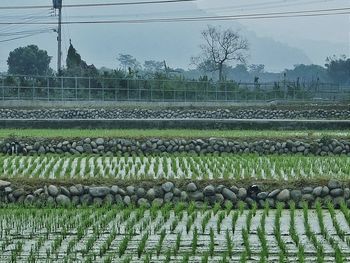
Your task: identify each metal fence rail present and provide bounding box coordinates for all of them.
[0,75,349,102]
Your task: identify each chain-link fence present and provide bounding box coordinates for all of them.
[0,75,349,102]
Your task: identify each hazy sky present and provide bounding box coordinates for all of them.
[0,0,349,72]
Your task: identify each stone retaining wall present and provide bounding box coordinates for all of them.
[0,179,348,208]
[1,108,349,120]
[2,137,350,156]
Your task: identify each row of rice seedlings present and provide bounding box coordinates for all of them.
[289,202,305,263]
[257,202,270,262]
[303,202,325,263]
[2,154,350,180]
[241,203,254,260]
[340,202,350,229]
[326,202,350,263]
[274,202,288,261]
[10,241,23,263]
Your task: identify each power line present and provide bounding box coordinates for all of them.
[0,0,195,10]
[0,10,53,35]
[0,30,53,43]
[0,28,55,37]
[0,6,349,25]
[53,0,325,20]
[203,0,335,13]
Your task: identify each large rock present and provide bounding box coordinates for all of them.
[276,189,290,202]
[83,144,93,153]
[38,146,46,154]
[146,189,156,201]
[344,188,350,199]
[162,182,174,193]
[321,186,329,197]
[302,194,314,202]
[0,180,11,189]
[215,193,224,203]
[186,182,197,192]
[24,195,35,204]
[180,191,188,201]
[312,186,323,197]
[291,190,302,202]
[334,146,343,154]
[203,185,215,196]
[136,187,146,198]
[69,185,82,196]
[164,192,174,202]
[12,188,26,198]
[104,194,114,205]
[60,186,70,197]
[48,185,59,197]
[333,197,345,207]
[173,188,181,196]
[153,186,164,198]
[330,188,344,197]
[76,146,84,153]
[222,188,237,203]
[96,138,104,145]
[111,185,119,195]
[257,192,268,200]
[238,188,247,200]
[80,194,92,205]
[123,196,131,206]
[302,187,313,194]
[126,186,135,195]
[268,189,280,198]
[115,194,123,204]
[56,195,71,206]
[189,191,204,201]
[89,187,110,197]
[328,179,341,190]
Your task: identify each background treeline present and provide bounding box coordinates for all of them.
[2,43,350,85]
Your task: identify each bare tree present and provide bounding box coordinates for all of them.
[117,54,141,72]
[192,25,249,81]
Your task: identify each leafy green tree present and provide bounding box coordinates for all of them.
[66,42,83,70]
[225,64,251,82]
[284,64,328,82]
[7,45,52,75]
[117,54,141,72]
[325,55,350,84]
[143,60,164,73]
[65,41,98,77]
[249,64,265,76]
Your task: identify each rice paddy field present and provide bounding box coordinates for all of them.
[1,201,350,263]
[1,154,349,182]
[1,128,350,262]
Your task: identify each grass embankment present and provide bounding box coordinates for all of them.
[0,129,349,139]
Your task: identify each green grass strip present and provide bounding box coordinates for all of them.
[0,129,349,139]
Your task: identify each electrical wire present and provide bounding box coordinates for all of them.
[0,30,53,43]
[199,0,336,13]
[0,6,348,25]
[0,28,55,37]
[0,0,195,10]
[0,10,53,35]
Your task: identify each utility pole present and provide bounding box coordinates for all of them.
[53,0,62,74]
